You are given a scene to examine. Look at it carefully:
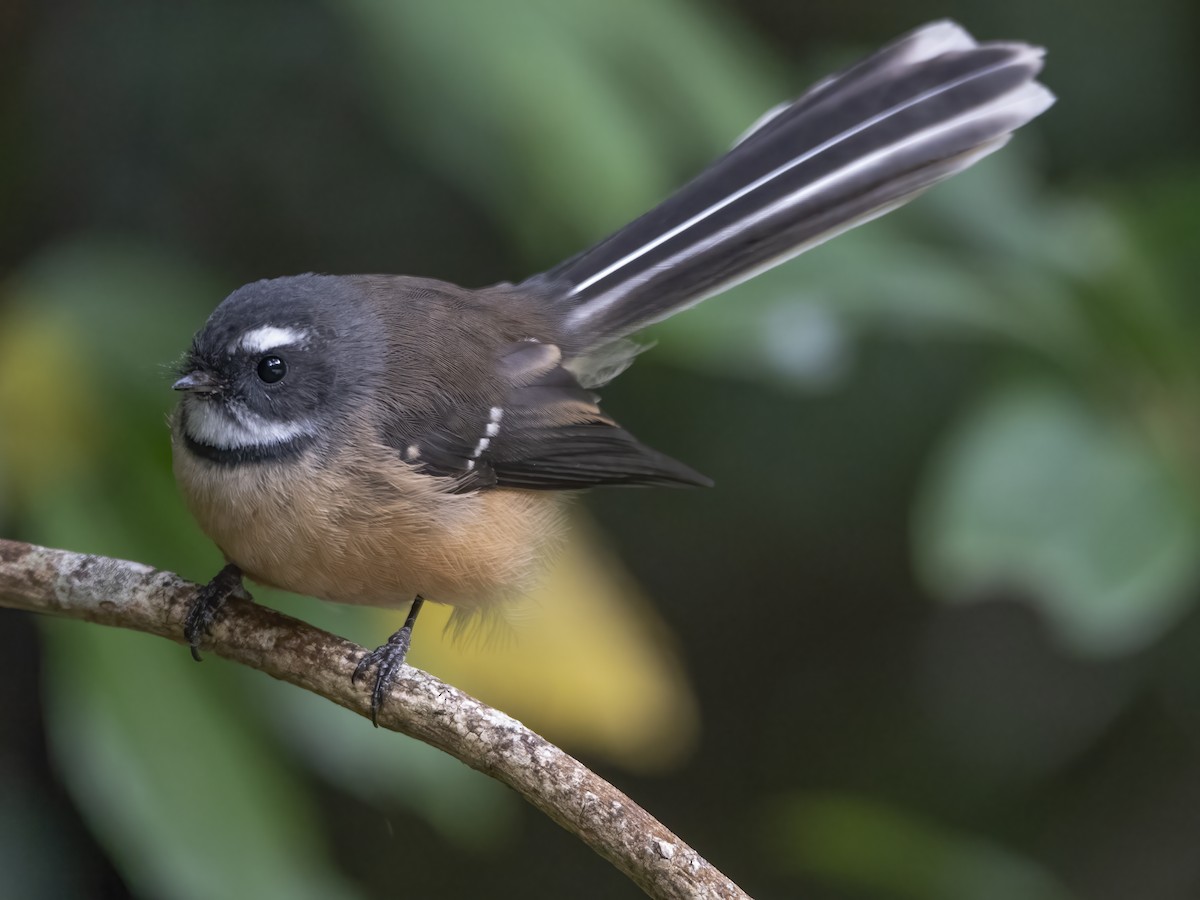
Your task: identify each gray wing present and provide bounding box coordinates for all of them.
[381,340,711,492]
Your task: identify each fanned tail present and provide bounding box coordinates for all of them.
[526,21,1054,350]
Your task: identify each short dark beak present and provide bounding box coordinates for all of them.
[173,370,222,395]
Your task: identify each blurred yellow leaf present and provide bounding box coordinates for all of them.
[399,515,700,772]
[0,305,103,493]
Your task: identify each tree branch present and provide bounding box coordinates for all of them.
[0,538,750,900]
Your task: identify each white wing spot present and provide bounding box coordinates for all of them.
[469,406,505,460]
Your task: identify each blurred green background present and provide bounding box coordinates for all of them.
[2,0,1199,898]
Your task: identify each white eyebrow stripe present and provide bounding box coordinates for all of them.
[234,326,311,355]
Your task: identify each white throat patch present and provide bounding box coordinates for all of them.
[183,397,315,451]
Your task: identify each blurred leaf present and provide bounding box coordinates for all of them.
[771,792,1072,900]
[916,381,1200,656]
[0,306,99,493]
[42,622,364,900]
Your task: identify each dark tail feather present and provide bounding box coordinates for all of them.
[528,20,1053,349]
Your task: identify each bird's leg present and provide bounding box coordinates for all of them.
[184,563,249,661]
[353,595,425,726]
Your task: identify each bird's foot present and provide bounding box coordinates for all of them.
[352,596,425,726]
[184,563,248,661]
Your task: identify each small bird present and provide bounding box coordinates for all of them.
[172,21,1053,722]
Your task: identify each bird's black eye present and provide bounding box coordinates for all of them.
[256,355,287,384]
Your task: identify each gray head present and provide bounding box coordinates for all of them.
[174,274,378,462]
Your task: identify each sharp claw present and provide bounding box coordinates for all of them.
[371,677,387,727]
[351,655,373,686]
[183,564,245,661]
[353,643,408,727]
[354,599,424,726]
